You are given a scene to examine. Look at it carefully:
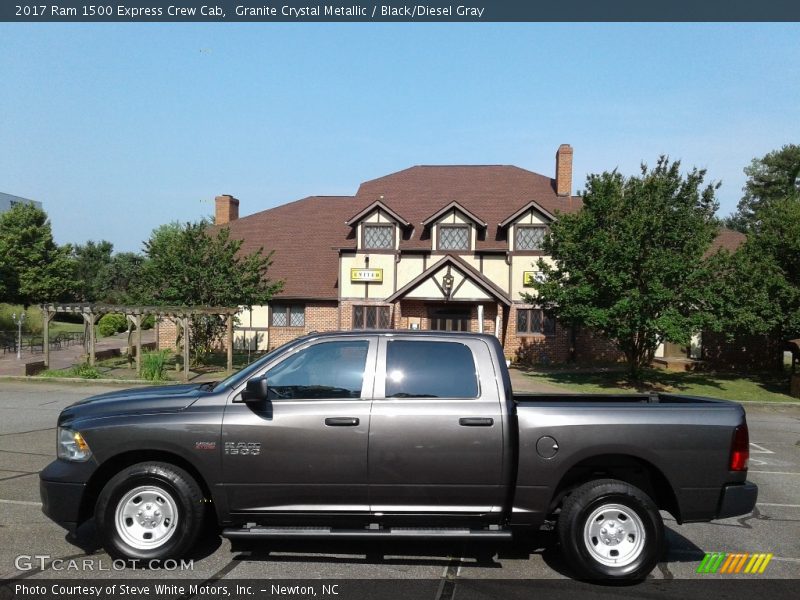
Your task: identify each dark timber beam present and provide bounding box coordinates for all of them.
[227,314,234,373]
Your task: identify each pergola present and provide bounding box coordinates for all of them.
[40,303,240,382]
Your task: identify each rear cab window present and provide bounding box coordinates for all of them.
[384,339,479,398]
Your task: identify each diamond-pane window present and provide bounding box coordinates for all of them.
[516,309,528,333]
[271,304,305,327]
[289,307,305,327]
[364,225,393,249]
[353,306,391,330]
[378,307,391,329]
[353,305,364,327]
[530,310,543,333]
[517,308,556,336]
[515,226,546,251]
[271,306,287,327]
[439,226,469,250]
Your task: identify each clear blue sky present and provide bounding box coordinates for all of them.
[1,23,798,252]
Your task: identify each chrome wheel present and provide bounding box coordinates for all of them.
[114,485,178,550]
[583,503,646,567]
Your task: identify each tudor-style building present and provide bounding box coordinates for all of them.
[206,145,584,361]
[162,144,743,364]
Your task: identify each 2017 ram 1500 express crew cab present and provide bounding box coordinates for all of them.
[40,331,757,579]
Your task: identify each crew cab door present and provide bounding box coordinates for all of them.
[368,336,505,515]
[221,337,377,515]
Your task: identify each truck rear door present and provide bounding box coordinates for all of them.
[368,336,505,516]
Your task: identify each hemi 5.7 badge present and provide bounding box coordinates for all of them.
[224,442,261,456]
[194,441,216,450]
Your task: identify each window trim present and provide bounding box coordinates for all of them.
[516,308,555,337]
[361,223,396,251]
[352,305,392,330]
[514,225,548,252]
[437,223,471,251]
[270,304,306,328]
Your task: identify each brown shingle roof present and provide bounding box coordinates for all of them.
[354,165,582,250]
[222,165,582,299]
[222,195,354,299]
[709,228,746,254]
[219,165,743,301]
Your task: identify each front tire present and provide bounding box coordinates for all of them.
[557,478,664,580]
[95,462,206,562]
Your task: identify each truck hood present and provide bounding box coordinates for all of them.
[59,383,205,424]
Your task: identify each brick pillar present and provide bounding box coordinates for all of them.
[215,194,239,225]
[555,144,573,197]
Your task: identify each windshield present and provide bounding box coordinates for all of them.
[212,337,307,391]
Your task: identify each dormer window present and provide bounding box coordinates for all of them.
[438,224,470,251]
[515,225,546,251]
[363,224,394,249]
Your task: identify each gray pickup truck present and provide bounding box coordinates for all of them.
[40,331,757,579]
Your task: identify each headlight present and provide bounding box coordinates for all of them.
[57,427,92,462]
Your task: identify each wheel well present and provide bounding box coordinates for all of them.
[79,450,213,524]
[550,454,681,521]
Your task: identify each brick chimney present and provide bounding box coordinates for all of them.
[555,144,573,197]
[215,194,239,225]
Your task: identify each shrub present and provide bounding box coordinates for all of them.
[71,363,100,379]
[98,313,128,337]
[141,315,156,330]
[141,349,171,381]
[37,363,101,379]
[0,304,43,334]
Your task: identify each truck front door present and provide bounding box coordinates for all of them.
[221,337,376,516]
[368,336,505,516]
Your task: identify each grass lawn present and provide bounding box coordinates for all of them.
[50,321,86,334]
[520,366,796,403]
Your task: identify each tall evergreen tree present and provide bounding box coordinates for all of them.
[0,203,74,306]
[725,144,800,232]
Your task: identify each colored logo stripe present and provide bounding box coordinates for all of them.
[697,552,773,574]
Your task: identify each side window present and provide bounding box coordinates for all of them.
[515,226,546,251]
[265,341,369,400]
[385,340,479,398]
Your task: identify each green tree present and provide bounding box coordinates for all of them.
[0,203,74,306]
[725,144,800,232]
[526,157,720,378]
[71,240,114,302]
[136,220,282,362]
[100,252,145,304]
[710,198,800,370]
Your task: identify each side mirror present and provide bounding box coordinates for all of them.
[240,377,269,403]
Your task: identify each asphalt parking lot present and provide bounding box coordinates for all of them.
[0,380,798,583]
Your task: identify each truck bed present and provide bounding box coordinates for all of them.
[510,392,747,525]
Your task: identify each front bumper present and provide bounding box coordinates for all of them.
[716,481,758,519]
[39,459,95,533]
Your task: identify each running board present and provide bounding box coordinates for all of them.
[222,526,512,540]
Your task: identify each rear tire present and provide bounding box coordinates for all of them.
[95,462,206,563]
[557,478,664,580]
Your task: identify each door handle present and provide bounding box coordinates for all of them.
[325,417,360,426]
[459,417,494,427]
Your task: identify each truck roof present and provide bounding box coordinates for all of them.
[297,330,502,342]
